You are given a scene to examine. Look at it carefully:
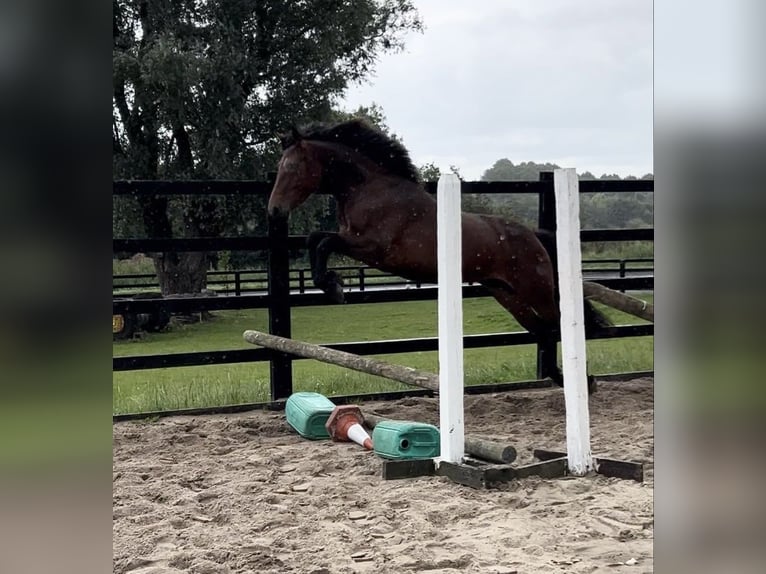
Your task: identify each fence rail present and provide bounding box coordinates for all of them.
[113,175,654,410]
[112,228,653,254]
[113,178,653,196]
[112,277,653,315]
[113,258,654,296]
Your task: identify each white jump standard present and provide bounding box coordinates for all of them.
[378,170,643,487]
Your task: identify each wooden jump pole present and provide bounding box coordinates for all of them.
[582,281,654,322]
[242,330,439,392]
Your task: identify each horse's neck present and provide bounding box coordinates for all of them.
[316,142,432,211]
[334,170,431,210]
[318,146,376,195]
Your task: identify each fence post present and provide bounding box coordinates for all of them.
[537,171,559,381]
[235,271,241,296]
[267,214,293,400]
[619,259,627,293]
[359,267,365,292]
[298,269,305,294]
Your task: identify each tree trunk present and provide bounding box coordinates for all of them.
[140,195,209,297]
[154,251,208,296]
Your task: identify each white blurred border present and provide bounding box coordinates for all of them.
[655,1,766,572]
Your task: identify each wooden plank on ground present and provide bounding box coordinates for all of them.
[381,459,435,480]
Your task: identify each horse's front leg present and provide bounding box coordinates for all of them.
[307,231,348,303]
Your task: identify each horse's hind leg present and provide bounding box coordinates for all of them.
[482,282,598,394]
[481,282,560,374]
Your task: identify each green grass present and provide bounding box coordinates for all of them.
[113,256,155,276]
[581,241,654,260]
[113,294,653,415]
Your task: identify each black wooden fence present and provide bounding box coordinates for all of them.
[113,174,653,412]
[113,258,654,295]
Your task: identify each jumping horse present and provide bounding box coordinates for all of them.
[267,119,609,390]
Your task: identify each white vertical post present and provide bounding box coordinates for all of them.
[437,173,465,464]
[553,168,593,476]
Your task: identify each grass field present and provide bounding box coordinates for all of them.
[113,295,653,415]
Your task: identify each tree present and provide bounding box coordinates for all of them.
[418,162,441,182]
[328,103,395,137]
[113,0,422,294]
[415,163,490,213]
[481,159,562,182]
[479,159,562,225]
[416,162,462,182]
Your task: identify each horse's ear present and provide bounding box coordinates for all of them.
[291,125,301,142]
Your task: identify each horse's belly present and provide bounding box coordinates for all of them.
[379,238,438,282]
[380,229,501,284]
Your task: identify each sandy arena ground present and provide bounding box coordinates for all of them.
[113,377,653,574]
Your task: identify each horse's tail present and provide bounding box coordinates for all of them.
[534,229,612,336]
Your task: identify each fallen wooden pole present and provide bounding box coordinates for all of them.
[243,330,440,392]
[582,281,654,322]
[363,413,517,464]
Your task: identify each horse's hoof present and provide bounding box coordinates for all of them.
[327,282,345,304]
[320,272,345,303]
[587,375,598,395]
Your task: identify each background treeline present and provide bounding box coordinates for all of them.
[423,159,653,231]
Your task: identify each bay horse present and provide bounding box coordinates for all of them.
[267,119,609,390]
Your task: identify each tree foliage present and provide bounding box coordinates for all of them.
[416,163,491,213]
[113,0,422,290]
[113,0,421,179]
[479,159,555,226]
[417,162,441,183]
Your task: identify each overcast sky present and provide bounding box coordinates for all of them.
[340,0,653,180]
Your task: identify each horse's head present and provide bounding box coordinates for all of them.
[268,126,323,219]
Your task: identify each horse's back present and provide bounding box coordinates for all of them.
[460,212,552,284]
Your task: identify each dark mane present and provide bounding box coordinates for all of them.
[290,119,420,183]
